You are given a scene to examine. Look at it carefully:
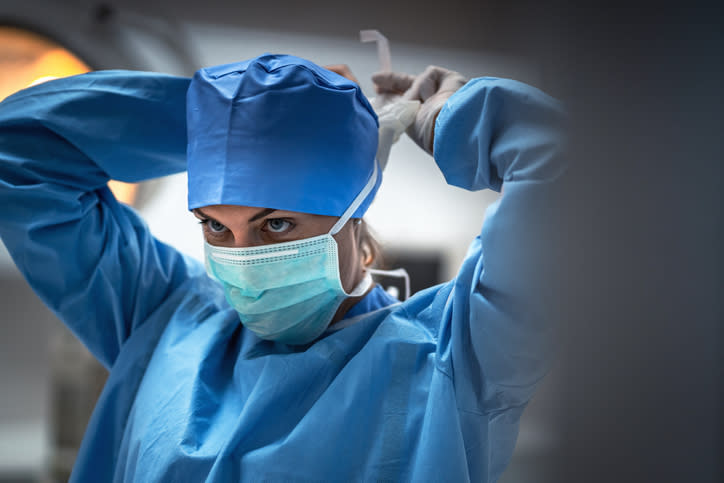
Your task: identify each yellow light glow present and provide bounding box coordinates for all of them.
[0,26,91,100]
[107,180,140,206]
[0,26,139,205]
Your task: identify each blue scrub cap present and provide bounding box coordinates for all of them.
[186,54,381,218]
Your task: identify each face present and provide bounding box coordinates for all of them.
[193,205,365,298]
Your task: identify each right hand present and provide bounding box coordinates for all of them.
[372,66,467,155]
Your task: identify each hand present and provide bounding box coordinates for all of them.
[324,64,360,85]
[372,66,467,155]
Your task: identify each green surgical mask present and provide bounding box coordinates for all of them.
[204,164,378,345]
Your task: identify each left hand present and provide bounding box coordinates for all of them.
[373,66,467,155]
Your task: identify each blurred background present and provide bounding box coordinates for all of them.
[0,1,720,482]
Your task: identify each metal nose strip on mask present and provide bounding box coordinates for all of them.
[211,248,300,263]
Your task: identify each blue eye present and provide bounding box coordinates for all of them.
[208,220,227,233]
[198,218,228,234]
[266,218,292,233]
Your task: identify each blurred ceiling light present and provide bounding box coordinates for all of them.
[0,25,139,205]
[0,26,91,100]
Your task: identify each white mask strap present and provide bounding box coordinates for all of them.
[346,272,373,297]
[329,162,379,235]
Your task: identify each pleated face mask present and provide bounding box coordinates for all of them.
[204,164,379,345]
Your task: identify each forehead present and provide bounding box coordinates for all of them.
[195,204,270,218]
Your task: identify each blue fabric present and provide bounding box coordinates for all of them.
[342,284,399,319]
[0,70,565,482]
[186,54,380,218]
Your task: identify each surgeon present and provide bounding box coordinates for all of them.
[0,54,565,482]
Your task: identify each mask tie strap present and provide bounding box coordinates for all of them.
[328,162,379,235]
[367,267,411,301]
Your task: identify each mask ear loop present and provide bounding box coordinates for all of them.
[328,162,379,236]
[329,162,380,298]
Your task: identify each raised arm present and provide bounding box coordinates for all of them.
[376,67,566,410]
[0,71,199,367]
[434,76,566,413]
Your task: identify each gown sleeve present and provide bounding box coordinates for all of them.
[432,77,567,413]
[0,70,198,368]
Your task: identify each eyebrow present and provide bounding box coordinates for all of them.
[193,207,277,223]
[248,208,277,222]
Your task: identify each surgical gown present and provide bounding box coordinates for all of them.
[0,71,565,482]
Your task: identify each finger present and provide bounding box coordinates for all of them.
[416,66,450,100]
[371,71,415,95]
[324,64,360,84]
[438,70,468,94]
[402,66,440,101]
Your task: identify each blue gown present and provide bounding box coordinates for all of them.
[0,71,565,482]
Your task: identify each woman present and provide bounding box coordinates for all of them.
[0,54,565,481]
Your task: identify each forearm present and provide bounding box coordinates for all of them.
[0,70,190,189]
[434,77,566,192]
[437,77,567,408]
[0,70,193,366]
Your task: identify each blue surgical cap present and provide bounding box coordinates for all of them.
[186,54,380,218]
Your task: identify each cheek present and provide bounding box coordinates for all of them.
[336,232,362,292]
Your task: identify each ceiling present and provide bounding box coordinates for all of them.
[0,0,570,55]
